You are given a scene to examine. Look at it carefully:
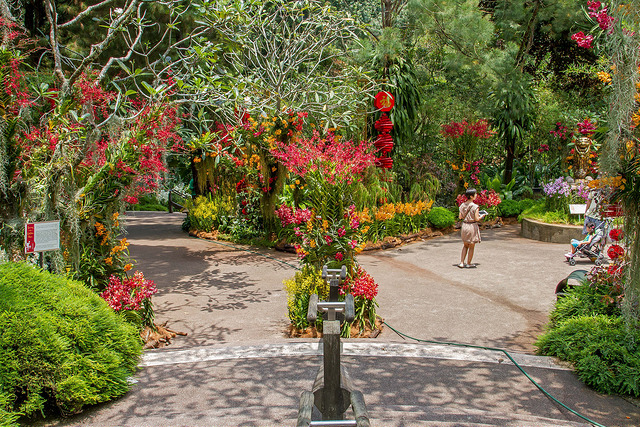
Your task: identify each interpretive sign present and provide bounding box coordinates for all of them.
[569,204,587,215]
[25,221,60,254]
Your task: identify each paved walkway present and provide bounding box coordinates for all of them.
[46,212,639,427]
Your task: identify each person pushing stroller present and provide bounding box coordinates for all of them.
[565,221,605,265]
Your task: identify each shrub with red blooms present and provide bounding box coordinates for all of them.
[577,118,597,135]
[587,225,627,308]
[100,271,158,311]
[441,119,494,140]
[270,130,375,185]
[550,122,573,140]
[342,265,378,301]
[587,1,616,33]
[608,244,625,260]
[100,271,158,327]
[609,228,623,242]
[275,204,312,227]
[455,189,502,208]
[571,31,594,49]
[441,119,494,189]
[572,1,617,50]
[340,265,379,335]
[2,47,179,291]
[587,260,626,308]
[276,203,364,270]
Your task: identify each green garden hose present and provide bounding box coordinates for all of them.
[382,321,606,427]
[190,234,607,427]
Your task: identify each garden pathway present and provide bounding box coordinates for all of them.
[44,211,639,427]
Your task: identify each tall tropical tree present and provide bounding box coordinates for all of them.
[491,69,536,184]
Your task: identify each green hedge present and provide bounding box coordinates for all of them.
[427,206,456,229]
[0,262,142,420]
[0,392,18,427]
[497,199,522,217]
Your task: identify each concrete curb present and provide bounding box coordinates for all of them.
[141,341,571,371]
[521,218,583,243]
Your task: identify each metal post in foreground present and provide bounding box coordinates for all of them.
[297,264,368,427]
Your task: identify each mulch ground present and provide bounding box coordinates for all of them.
[287,316,385,339]
[141,322,188,349]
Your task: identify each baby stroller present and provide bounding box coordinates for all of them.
[565,220,610,266]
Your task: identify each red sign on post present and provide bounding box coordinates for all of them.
[25,221,60,254]
[25,223,35,253]
[375,91,395,112]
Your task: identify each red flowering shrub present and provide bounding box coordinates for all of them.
[270,130,375,185]
[100,271,157,311]
[441,119,494,140]
[586,262,625,307]
[577,118,597,135]
[275,204,312,226]
[609,228,623,242]
[342,265,378,301]
[571,31,594,49]
[340,265,379,335]
[441,119,494,189]
[475,189,502,207]
[455,190,502,208]
[587,226,627,307]
[100,271,158,326]
[2,46,179,292]
[607,244,625,260]
[276,203,365,269]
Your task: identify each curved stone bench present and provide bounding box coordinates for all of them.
[521,217,584,243]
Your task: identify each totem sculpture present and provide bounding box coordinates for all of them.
[574,136,592,179]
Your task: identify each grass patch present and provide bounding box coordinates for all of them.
[518,200,583,225]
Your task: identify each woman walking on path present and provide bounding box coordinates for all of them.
[459,188,485,268]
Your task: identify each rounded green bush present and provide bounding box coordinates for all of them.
[427,206,456,229]
[0,262,142,419]
[517,198,536,212]
[497,199,522,217]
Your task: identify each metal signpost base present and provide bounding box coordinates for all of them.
[296,265,370,427]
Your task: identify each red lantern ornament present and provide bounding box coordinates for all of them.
[375,91,395,112]
[374,112,393,169]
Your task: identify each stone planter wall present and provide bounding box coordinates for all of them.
[521,217,584,243]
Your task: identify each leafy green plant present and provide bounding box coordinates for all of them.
[536,315,640,396]
[127,194,168,212]
[283,266,329,331]
[184,195,234,233]
[481,173,516,200]
[0,262,142,418]
[497,199,522,217]
[427,206,456,229]
[537,246,638,397]
[518,198,536,211]
[549,280,621,329]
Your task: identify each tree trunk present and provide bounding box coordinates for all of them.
[503,138,516,184]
